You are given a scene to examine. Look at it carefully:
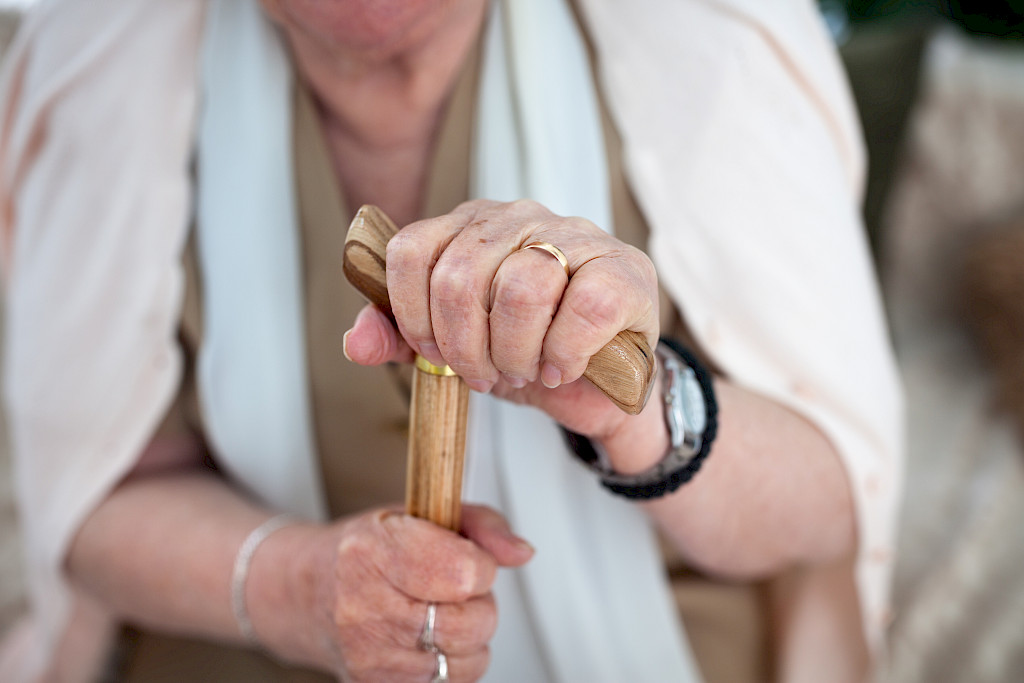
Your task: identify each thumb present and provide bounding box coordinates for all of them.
[343,304,415,366]
[460,505,535,568]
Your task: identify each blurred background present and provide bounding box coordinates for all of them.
[0,0,1022,680]
[825,2,1024,681]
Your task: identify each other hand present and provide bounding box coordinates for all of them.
[275,505,532,682]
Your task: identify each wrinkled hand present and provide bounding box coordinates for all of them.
[344,199,660,440]
[283,505,532,682]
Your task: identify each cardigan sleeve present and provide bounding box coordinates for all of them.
[0,1,203,677]
[578,0,903,665]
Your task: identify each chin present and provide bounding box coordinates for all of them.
[265,0,470,55]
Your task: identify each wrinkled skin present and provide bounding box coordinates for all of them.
[346,199,660,442]
[294,505,533,681]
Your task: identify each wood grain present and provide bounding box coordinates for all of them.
[343,205,398,320]
[344,205,468,529]
[586,329,656,414]
[406,369,469,531]
[344,204,656,414]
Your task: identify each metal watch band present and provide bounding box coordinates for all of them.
[563,338,718,500]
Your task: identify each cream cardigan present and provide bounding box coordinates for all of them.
[0,0,901,680]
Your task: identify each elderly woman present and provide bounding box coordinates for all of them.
[0,0,901,681]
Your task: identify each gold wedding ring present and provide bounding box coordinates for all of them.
[522,241,570,278]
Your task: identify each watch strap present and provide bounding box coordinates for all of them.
[563,337,718,500]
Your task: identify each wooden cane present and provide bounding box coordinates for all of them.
[343,205,655,531]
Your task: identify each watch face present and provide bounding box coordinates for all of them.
[680,367,707,434]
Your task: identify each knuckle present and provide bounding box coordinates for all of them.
[492,270,558,317]
[336,529,372,564]
[624,244,657,279]
[457,198,497,214]
[429,263,492,375]
[566,277,622,333]
[509,198,543,214]
[451,554,494,601]
[450,561,479,602]
[385,228,424,271]
[430,257,477,308]
[564,215,603,238]
[507,198,558,223]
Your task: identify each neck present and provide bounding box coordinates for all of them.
[277,1,486,225]
[284,1,485,150]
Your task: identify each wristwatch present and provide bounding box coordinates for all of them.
[564,338,718,500]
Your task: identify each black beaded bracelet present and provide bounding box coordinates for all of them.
[563,337,718,500]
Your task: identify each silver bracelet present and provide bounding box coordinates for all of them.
[231,513,297,645]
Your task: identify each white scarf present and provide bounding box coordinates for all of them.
[197,1,697,679]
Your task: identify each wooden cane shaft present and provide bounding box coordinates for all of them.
[407,366,470,530]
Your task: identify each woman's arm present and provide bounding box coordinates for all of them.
[345,198,856,581]
[600,375,856,579]
[66,432,532,680]
[66,434,328,666]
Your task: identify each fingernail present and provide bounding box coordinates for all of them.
[418,341,444,366]
[511,535,535,554]
[494,521,535,554]
[502,373,528,389]
[540,363,562,389]
[465,378,493,393]
[486,515,534,553]
[342,329,353,362]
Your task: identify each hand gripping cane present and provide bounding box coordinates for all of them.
[343,205,655,531]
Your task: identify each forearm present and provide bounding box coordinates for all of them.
[601,376,856,579]
[65,461,327,668]
[64,429,532,681]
